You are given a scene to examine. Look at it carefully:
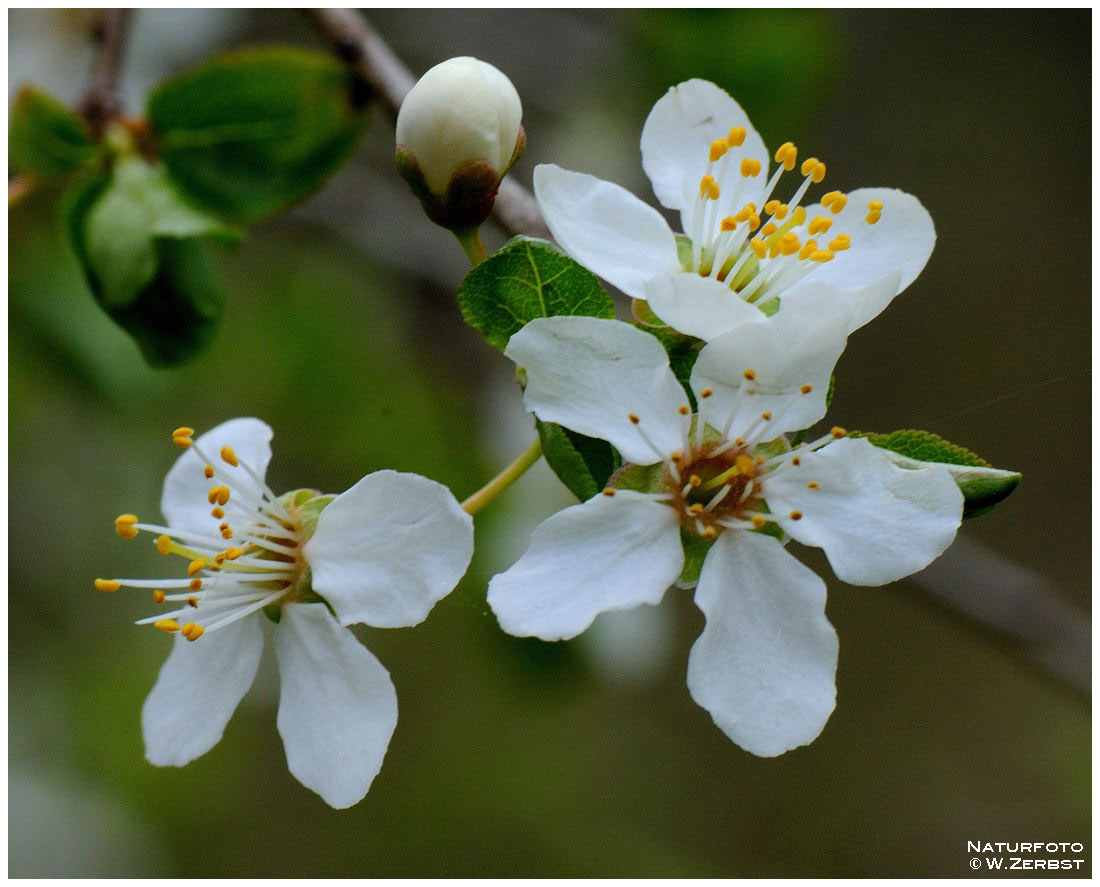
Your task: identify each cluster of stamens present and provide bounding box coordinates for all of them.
[685,129,884,306]
[95,426,305,642]
[609,373,851,541]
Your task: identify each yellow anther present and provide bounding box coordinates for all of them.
[214,552,226,565]
[769,241,782,259]
[774,141,798,170]
[152,589,166,603]
[207,485,230,506]
[790,206,807,226]
[735,454,756,477]
[171,427,194,449]
[720,216,738,232]
[774,203,789,220]
[734,438,747,448]
[688,475,702,488]
[808,216,833,235]
[733,202,756,223]
[699,387,714,399]
[203,465,215,479]
[187,558,208,577]
[761,222,778,237]
[628,413,641,425]
[799,239,818,261]
[220,527,234,540]
[747,213,761,232]
[225,547,244,561]
[866,209,882,225]
[867,200,884,211]
[181,622,205,642]
[701,526,717,540]
[709,138,729,162]
[740,158,762,178]
[826,191,847,213]
[760,411,773,421]
[189,578,203,591]
[829,235,851,251]
[94,578,121,593]
[749,237,767,259]
[602,488,616,497]
[114,514,139,539]
[800,157,826,182]
[807,481,820,490]
[687,503,704,515]
[670,452,685,463]
[810,250,835,263]
[699,175,719,200]
[791,456,802,466]
[187,596,198,608]
[743,369,757,380]
[831,426,848,438]
[678,405,690,416]
[778,234,801,256]
[220,445,239,467]
[751,515,766,528]
[155,619,180,633]
[210,507,225,519]
[155,534,173,555]
[764,199,782,216]
[789,510,804,521]
[800,383,813,394]
[727,126,746,147]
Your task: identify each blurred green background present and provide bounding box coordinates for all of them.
[9,9,1090,877]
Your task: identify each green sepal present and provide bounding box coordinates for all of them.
[457,236,617,350]
[536,420,620,502]
[606,460,666,494]
[148,46,368,223]
[9,85,98,179]
[676,526,714,587]
[851,429,1021,519]
[262,604,282,624]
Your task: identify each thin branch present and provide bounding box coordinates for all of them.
[78,9,132,138]
[305,9,1087,701]
[305,8,550,239]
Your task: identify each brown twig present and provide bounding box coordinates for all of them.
[305,9,1087,701]
[78,9,132,138]
[305,8,550,240]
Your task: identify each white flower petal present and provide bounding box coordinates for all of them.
[304,470,474,629]
[275,603,398,809]
[640,79,769,217]
[506,316,688,465]
[533,163,681,298]
[161,417,273,537]
[797,187,934,295]
[687,530,837,756]
[142,615,263,767]
[783,269,902,335]
[691,298,850,439]
[488,491,684,641]
[643,272,766,341]
[765,437,963,586]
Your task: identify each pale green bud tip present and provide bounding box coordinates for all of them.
[395,56,524,221]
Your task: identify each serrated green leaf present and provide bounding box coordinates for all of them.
[457,236,617,350]
[536,419,620,501]
[148,47,367,223]
[852,429,1021,519]
[9,85,97,179]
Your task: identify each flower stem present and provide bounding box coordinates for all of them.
[461,436,543,515]
[455,227,488,266]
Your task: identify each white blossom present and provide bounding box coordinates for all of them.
[97,418,473,808]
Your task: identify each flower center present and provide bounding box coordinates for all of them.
[663,446,764,539]
[683,131,884,307]
[95,425,314,642]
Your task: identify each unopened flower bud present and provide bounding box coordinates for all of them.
[395,56,525,232]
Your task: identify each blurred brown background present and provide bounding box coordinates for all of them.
[9,9,1089,877]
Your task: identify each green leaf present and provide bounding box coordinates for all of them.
[63,159,236,366]
[536,419,620,501]
[851,429,1021,519]
[9,85,97,179]
[148,47,368,223]
[457,236,617,350]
